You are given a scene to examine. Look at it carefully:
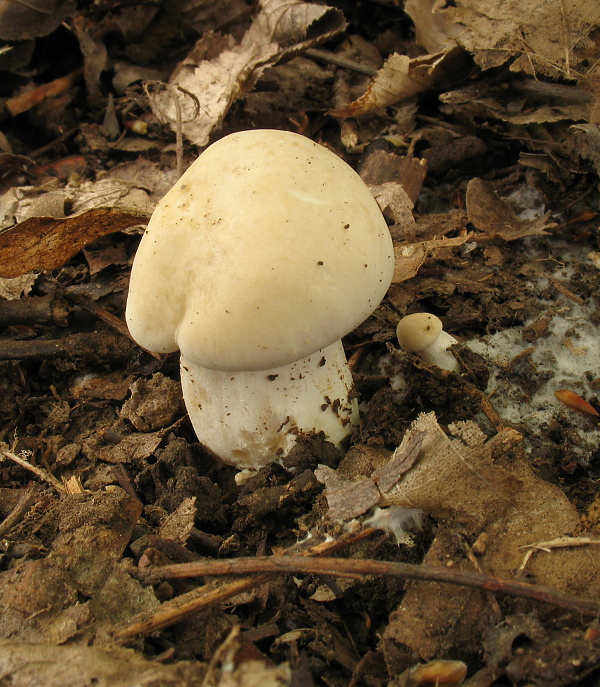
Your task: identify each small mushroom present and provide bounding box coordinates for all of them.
[126,129,394,470]
[396,312,459,372]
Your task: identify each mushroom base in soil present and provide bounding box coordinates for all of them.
[180,340,358,469]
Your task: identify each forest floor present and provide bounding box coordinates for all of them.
[0,1,599,686]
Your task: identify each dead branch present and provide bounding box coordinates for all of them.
[0,295,68,328]
[113,528,376,640]
[140,555,600,618]
[0,331,137,361]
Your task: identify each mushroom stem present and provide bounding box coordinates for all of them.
[419,330,460,372]
[180,340,359,469]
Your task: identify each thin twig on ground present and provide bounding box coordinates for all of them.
[0,484,42,537]
[0,450,66,494]
[141,555,600,617]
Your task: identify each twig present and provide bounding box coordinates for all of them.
[305,48,378,78]
[29,127,79,160]
[0,449,66,494]
[0,331,137,362]
[0,295,63,328]
[167,85,184,179]
[61,291,135,342]
[140,555,600,618]
[558,0,571,78]
[144,82,199,179]
[0,484,41,537]
[113,527,376,640]
[0,68,84,121]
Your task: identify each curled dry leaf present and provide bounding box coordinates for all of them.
[439,81,592,127]
[315,430,425,521]
[149,0,346,146]
[329,47,463,118]
[466,177,556,241]
[404,0,465,54]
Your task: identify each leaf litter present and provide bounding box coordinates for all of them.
[0,0,600,685]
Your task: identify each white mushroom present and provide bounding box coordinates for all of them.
[126,129,394,470]
[396,313,459,372]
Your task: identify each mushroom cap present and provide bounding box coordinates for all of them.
[126,129,394,371]
[396,313,443,352]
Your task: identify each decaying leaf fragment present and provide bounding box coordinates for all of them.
[148,0,346,146]
[382,413,521,530]
[315,431,425,521]
[466,177,556,241]
[329,47,463,118]
[393,234,471,285]
[0,175,155,278]
[404,0,465,54]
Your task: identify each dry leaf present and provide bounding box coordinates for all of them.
[329,47,462,118]
[404,0,465,54]
[315,431,425,521]
[149,0,346,146]
[393,235,471,284]
[0,641,207,686]
[370,182,416,228]
[382,413,521,530]
[119,374,182,432]
[466,177,555,241]
[0,0,75,40]
[159,497,197,546]
[439,0,600,79]
[439,81,592,127]
[98,433,162,464]
[571,123,600,175]
[380,413,600,662]
[359,152,427,203]
[0,208,148,279]
[0,273,37,300]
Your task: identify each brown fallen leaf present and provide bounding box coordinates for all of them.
[0,641,208,686]
[359,151,428,204]
[0,208,147,278]
[466,177,555,241]
[404,0,465,54]
[378,413,600,663]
